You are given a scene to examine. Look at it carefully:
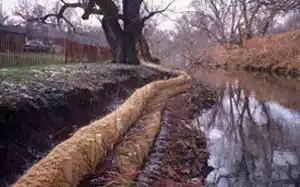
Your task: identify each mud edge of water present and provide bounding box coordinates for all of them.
[135,82,217,187]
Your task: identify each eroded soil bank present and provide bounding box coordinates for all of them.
[77,81,218,187]
[136,82,217,187]
[0,63,174,186]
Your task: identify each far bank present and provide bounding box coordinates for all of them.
[194,29,300,77]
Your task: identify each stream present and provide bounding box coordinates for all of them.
[193,69,300,187]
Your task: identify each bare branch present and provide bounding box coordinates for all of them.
[82,0,104,20]
[141,0,175,24]
[20,0,105,32]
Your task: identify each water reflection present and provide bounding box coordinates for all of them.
[197,82,300,187]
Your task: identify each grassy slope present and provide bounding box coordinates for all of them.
[204,29,300,74]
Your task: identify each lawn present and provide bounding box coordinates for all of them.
[0,52,65,68]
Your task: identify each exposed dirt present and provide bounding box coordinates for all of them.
[1,63,219,187]
[136,82,217,187]
[78,82,218,187]
[0,63,174,186]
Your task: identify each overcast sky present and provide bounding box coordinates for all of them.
[1,0,192,30]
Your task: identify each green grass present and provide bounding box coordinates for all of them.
[0,52,65,68]
[0,64,49,73]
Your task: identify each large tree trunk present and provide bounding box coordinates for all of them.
[95,0,142,65]
[123,0,143,65]
[95,0,125,63]
[101,18,125,63]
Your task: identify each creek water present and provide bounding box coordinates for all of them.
[193,69,300,187]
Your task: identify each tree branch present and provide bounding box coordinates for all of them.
[82,0,103,20]
[24,0,105,32]
[141,0,175,24]
[24,0,83,31]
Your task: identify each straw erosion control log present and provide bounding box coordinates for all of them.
[13,72,191,187]
[102,83,189,187]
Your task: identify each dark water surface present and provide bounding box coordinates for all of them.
[193,69,300,187]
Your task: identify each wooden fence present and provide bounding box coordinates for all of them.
[0,32,112,68]
[0,47,112,68]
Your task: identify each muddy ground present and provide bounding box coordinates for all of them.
[136,82,217,187]
[0,63,174,186]
[78,81,218,187]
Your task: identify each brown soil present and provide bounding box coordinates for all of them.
[136,82,217,187]
[77,82,217,187]
[2,63,218,187]
[0,63,173,186]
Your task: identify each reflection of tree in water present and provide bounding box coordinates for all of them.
[198,82,300,187]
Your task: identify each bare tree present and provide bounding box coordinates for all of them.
[190,0,300,45]
[13,0,51,23]
[141,20,178,65]
[169,14,212,66]
[282,10,300,30]
[190,0,243,44]
[14,0,174,65]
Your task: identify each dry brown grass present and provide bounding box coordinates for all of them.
[205,29,300,72]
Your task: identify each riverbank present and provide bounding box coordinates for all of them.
[0,63,174,186]
[76,80,217,187]
[195,29,300,77]
[2,62,220,187]
[140,82,216,187]
[5,62,297,186]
